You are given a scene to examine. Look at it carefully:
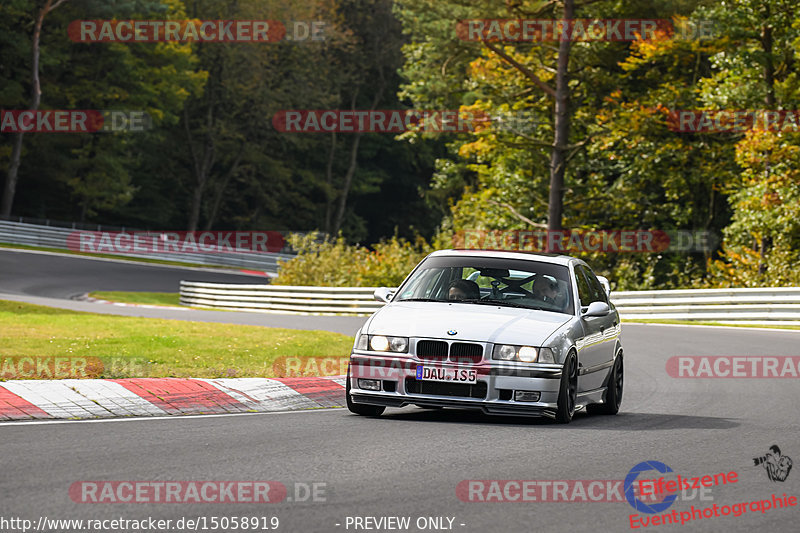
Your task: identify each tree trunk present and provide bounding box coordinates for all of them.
[1,0,65,217]
[758,16,775,275]
[188,186,204,231]
[185,105,216,231]
[203,147,243,231]
[1,134,25,217]
[547,0,574,237]
[323,131,337,234]
[332,133,363,234]
[331,83,384,236]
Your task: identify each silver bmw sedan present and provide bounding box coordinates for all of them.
[346,249,623,423]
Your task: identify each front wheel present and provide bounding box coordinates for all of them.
[554,353,578,424]
[588,353,623,415]
[346,366,385,417]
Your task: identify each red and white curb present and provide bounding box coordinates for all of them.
[0,376,346,421]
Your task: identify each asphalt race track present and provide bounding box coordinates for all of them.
[0,248,265,298]
[0,249,365,335]
[1,249,799,532]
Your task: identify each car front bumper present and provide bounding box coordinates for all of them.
[348,353,564,417]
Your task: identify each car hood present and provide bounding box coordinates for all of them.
[365,301,572,346]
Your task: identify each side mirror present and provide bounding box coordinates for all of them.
[596,275,611,296]
[373,287,394,303]
[582,301,610,317]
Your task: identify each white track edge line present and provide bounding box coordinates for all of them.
[622,322,800,333]
[0,406,345,426]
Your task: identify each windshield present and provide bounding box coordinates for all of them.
[395,256,574,315]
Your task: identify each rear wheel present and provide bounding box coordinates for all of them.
[346,366,385,417]
[588,353,623,415]
[555,353,578,424]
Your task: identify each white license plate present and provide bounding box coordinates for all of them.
[416,366,477,384]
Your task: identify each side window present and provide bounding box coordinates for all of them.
[400,268,445,299]
[578,266,607,305]
[586,268,609,304]
[574,266,592,307]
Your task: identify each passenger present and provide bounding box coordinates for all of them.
[448,279,481,300]
[532,276,558,304]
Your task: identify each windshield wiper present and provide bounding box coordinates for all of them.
[397,298,446,302]
[470,299,542,310]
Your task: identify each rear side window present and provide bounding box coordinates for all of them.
[576,265,607,305]
[574,266,593,307]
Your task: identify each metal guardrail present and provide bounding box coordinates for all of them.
[0,220,294,273]
[180,282,383,315]
[612,287,800,324]
[179,282,800,323]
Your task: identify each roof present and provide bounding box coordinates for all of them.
[429,248,578,266]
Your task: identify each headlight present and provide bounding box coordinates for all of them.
[518,346,538,362]
[492,344,546,363]
[494,344,517,361]
[367,335,408,353]
[390,337,408,352]
[370,335,390,351]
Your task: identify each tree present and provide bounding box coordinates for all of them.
[1,0,205,221]
[2,0,70,217]
[693,0,800,282]
[320,0,405,236]
[178,0,344,231]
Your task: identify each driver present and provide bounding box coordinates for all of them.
[448,279,481,301]
[532,276,558,303]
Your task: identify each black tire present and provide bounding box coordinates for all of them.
[555,353,578,424]
[346,367,385,417]
[588,354,623,416]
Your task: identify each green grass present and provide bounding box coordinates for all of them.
[622,319,800,330]
[0,242,244,271]
[89,291,181,307]
[0,300,352,379]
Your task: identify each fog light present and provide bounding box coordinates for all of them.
[514,391,541,402]
[358,379,381,391]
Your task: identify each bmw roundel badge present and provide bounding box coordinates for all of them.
[447,329,457,336]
